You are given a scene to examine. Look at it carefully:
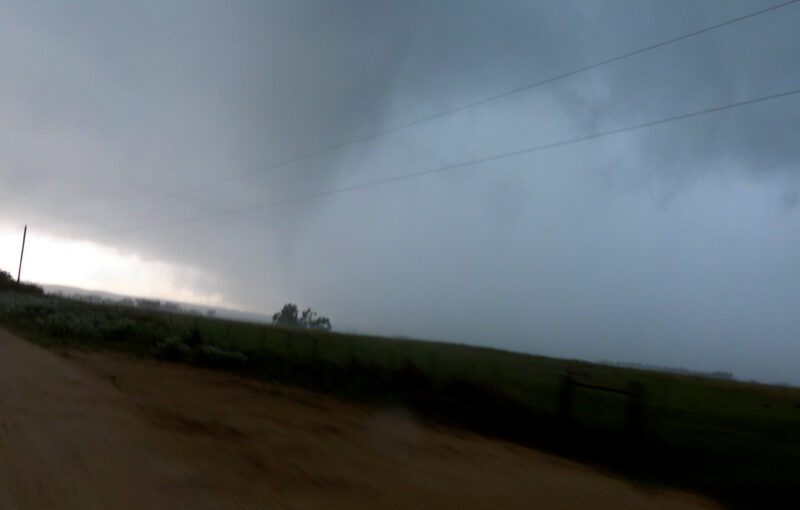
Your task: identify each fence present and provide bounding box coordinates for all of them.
[557,374,645,437]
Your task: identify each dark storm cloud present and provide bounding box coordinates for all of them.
[2,1,799,383]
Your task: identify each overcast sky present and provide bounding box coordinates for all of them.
[1,0,799,384]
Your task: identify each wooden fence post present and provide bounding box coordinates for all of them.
[311,336,319,359]
[557,375,574,422]
[429,351,439,375]
[626,381,645,438]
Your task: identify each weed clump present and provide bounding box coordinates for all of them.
[194,344,247,368]
[183,325,203,348]
[153,336,194,362]
[152,329,246,368]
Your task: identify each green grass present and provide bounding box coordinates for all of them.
[1,291,799,509]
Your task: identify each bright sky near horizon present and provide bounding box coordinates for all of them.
[0,225,228,307]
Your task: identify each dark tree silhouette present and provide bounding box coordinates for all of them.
[272,303,331,330]
[0,268,43,295]
[300,307,332,330]
[272,303,299,326]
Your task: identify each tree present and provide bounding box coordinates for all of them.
[272,303,331,330]
[136,298,161,310]
[0,268,43,295]
[300,307,332,331]
[272,303,299,326]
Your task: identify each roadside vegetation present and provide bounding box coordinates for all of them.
[0,269,44,295]
[0,284,798,509]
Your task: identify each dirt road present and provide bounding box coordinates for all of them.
[0,328,719,509]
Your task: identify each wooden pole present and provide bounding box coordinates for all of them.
[557,375,574,422]
[17,225,27,283]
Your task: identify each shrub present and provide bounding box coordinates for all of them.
[153,337,194,362]
[182,325,203,348]
[0,269,43,295]
[194,344,247,368]
[97,317,138,341]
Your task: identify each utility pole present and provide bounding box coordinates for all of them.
[17,225,27,283]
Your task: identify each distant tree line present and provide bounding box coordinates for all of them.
[601,360,734,380]
[272,303,331,330]
[0,269,43,295]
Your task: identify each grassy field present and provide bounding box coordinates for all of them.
[1,290,799,509]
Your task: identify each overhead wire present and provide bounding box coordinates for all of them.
[79,0,800,222]
[104,86,800,236]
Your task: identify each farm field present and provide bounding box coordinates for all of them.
[1,291,799,508]
[0,326,718,509]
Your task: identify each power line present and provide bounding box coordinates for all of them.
[105,86,800,237]
[81,0,800,222]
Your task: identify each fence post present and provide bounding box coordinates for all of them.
[626,381,645,438]
[428,351,439,375]
[557,375,574,422]
[311,336,319,360]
